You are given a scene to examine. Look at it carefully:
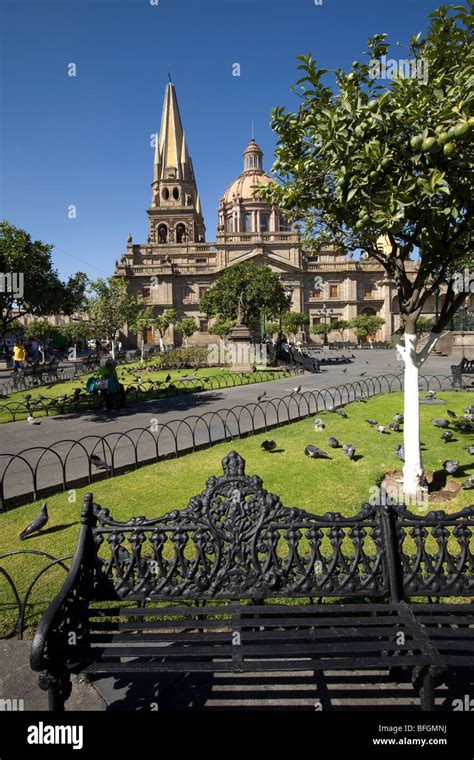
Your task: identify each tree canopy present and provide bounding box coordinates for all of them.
[0,221,88,333]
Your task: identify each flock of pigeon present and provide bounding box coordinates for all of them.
[259,391,474,490]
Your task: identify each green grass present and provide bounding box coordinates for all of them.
[0,364,291,424]
[0,390,472,636]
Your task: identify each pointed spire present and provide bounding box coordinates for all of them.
[181,132,188,166]
[158,82,185,180]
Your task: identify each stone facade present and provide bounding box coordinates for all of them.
[114,82,454,349]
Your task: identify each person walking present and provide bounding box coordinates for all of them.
[12,339,25,372]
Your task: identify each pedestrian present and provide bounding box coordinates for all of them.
[95,357,126,411]
[13,339,25,372]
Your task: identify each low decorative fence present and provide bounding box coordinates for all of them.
[0,373,460,510]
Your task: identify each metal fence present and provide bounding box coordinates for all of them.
[0,373,460,510]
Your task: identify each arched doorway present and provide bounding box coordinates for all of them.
[176,223,186,243]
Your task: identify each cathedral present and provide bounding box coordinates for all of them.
[115,81,418,348]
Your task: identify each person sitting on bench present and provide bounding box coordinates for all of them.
[96,358,126,410]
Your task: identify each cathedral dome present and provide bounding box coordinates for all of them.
[220,139,273,204]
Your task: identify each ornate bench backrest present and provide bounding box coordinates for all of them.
[86,451,389,601]
[390,503,474,598]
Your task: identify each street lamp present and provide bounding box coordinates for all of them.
[318,304,334,346]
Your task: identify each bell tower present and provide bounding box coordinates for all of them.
[148,81,206,245]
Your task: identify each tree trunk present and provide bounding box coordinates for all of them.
[159,334,164,352]
[399,332,423,499]
[111,338,116,360]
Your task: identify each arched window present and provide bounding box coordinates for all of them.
[162,188,169,200]
[176,223,186,243]
[260,213,269,232]
[243,212,253,232]
[158,224,168,244]
[226,216,233,233]
[172,187,180,200]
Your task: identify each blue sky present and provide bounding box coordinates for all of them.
[1,0,440,282]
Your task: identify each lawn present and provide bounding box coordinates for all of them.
[0,364,292,424]
[0,390,472,636]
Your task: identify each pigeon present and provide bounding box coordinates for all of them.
[377,425,388,434]
[456,421,472,432]
[388,421,400,432]
[336,409,348,418]
[19,502,48,540]
[425,390,437,399]
[432,419,450,428]
[393,413,404,423]
[314,418,325,430]
[443,459,459,475]
[291,384,302,395]
[360,372,366,377]
[305,445,329,458]
[465,445,474,455]
[464,406,474,414]
[365,419,378,427]
[261,440,277,452]
[90,454,111,471]
[257,391,267,402]
[165,374,171,382]
[327,436,340,448]
[27,415,40,425]
[441,431,453,442]
[342,444,355,460]
[462,413,474,423]
[395,444,405,462]
[342,369,347,373]
[461,476,474,489]
[446,410,457,419]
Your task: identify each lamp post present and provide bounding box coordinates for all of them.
[318,304,333,346]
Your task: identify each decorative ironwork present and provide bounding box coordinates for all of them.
[0,373,464,510]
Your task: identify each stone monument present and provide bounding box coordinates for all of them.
[228,293,253,372]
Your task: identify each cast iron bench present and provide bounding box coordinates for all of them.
[451,357,474,388]
[30,451,474,711]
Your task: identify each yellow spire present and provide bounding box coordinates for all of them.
[158,82,185,179]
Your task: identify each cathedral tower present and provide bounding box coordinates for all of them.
[148,81,206,244]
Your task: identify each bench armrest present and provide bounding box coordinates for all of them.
[30,494,96,672]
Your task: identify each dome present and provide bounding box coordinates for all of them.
[220,139,273,205]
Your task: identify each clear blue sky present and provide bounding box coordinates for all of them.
[1,0,440,282]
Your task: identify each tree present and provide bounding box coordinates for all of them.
[154,308,177,351]
[129,306,156,362]
[281,311,309,340]
[266,321,280,336]
[0,221,88,333]
[178,317,198,348]
[310,323,330,342]
[86,277,142,359]
[330,318,352,342]
[260,2,473,497]
[23,320,56,341]
[350,315,385,341]
[209,317,236,346]
[201,262,288,331]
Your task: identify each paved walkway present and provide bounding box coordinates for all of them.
[0,351,459,504]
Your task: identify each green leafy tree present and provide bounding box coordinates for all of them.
[209,317,236,346]
[310,322,331,342]
[281,311,309,340]
[330,318,352,342]
[266,321,280,336]
[0,221,88,334]
[23,320,56,341]
[350,315,385,341]
[178,317,198,348]
[201,262,288,331]
[154,308,178,351]
[260,2,474,496]
[86,277,142,359]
